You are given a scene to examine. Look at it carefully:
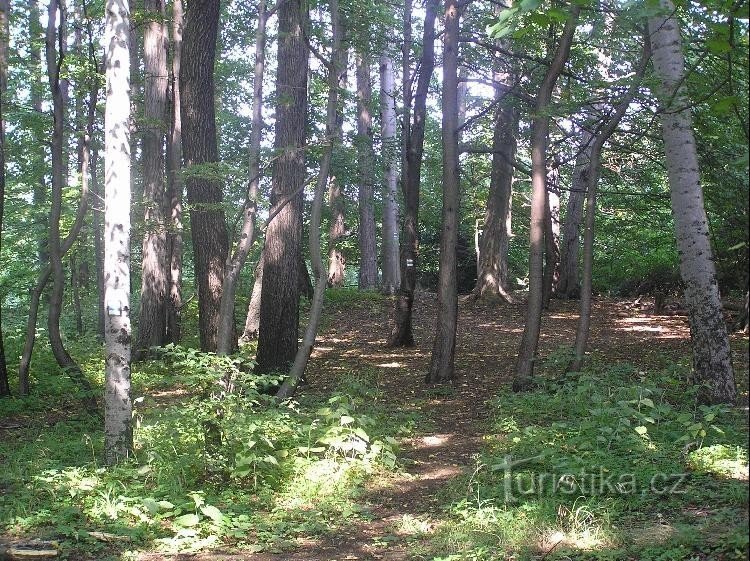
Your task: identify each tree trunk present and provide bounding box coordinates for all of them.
[379,52,400,295]
[104,0,133,464]
[388,0,438,347]
[71,254,83,335]
[0,0,9,397]
[542,165,560,308]
[327,40,349,289]
[473,93,516,303]
[165,0,183,344]
[45,0,96,403]
[513,6,579,391]
[241,249,264,340]
[556,129,591,299]
[356,52,378,290]
[29,0,48,267]
[93,144,105,340]
[135,0,169,359]
[737,290,749,333]
[276,0,342,400]
[426,0,459,384]
[255,0,307,374]
[648,4,736,404]
[180,0,229,352]
[216,0,270,355]
[569,36,650,373]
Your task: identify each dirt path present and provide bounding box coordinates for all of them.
[140,293,747,561]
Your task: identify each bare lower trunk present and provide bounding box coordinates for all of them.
[426,0,459,384]
[388,0,438,347]
[135,0,169,359]
[242,249,264,340]
[71,255,83,335]
[165,0,183,345]
[556,130,591,299]
[542,166,560,308]
[93,146,105,340]
[255,0,307,374]
[649,4,735,404]
[473,100,516,303]
[104,0,133,464]
[356,53,378,290]
[513,6,579,391]
[181,0,229,352]
[379,52,400,295]
[276,0,342,399]
[216,0,269,355]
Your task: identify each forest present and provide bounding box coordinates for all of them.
[0,0,748,559]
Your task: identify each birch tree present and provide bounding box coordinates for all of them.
[648,0,736,404]
[104,0,133,464]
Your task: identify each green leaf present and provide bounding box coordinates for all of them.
[201,505,224,523]
[143,498,160,515]
[635,426,649,436]
[173,513,200,527]
[640,398,655,408]
[340,415,355,425]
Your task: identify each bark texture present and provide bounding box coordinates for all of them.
[165,0,183,344]
[379,52,400,294]
[276,0,342,399]
[426,0,460,383]
[649,3,736,404]
[356,53,378,290]
[242,249,265,340]
[513,6,579,391]
[180,0,229,352]
[0,0,8,397]
[255,0,308,374]
[136,0,169,358]
[104,0,133,464]
[388,0,438,346]
[556,129,591,299]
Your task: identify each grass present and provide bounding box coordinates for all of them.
[418,355,749,561]
[0,332,412,559]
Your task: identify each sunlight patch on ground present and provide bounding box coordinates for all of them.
[377,362,403,368]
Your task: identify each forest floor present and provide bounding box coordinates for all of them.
[1,290,748,561]
[140,291,749,561]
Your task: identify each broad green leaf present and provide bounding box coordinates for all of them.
[173,513,200,527]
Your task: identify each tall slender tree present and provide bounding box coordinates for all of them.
[388,0,438,346]
[180,0,229,352]
[379,51,400,295]
[104,0,133,464]
[136,0,169,358]
[513,5,579,390]
[648,0,736,404]
[356,53,378,290]
[255,0,308,374]
[426,0,460,383]
[165,0,183,344]
[0,0,9,397]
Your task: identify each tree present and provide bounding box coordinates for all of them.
[45,0,95,403]
[356,52,378,290]
[0,0,9,397]
[542,165,560,308]
[135,0,169,358]
[104,0,133,465]
[216,0,273,355]
[388,0,438,346]
[648,0,736,404]
[165,0,183,344]
[426,0,459,383]
[277,0,343,399]
[180,0,229,352]
[513,5,579,391]
[570,34,650,372]
[255,0,308,374]
[379,51,400,295]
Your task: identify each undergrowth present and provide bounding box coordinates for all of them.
[0,341,409,560]
[423,357,749,561]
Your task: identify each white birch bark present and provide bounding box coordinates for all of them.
[379,52,400,294]
[648,0,735,404]
[104,0,133,464]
